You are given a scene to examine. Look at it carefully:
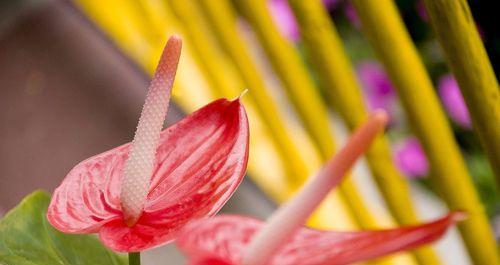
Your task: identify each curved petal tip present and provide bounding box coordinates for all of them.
[450,210,468,222]
[372,108,389,128]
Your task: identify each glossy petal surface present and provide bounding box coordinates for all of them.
[177,213,462,265]
[47,99,249,252]
[187,257,233,265]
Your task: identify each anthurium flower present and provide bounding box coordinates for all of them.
[177,111,464,265]
[47,35,249,252]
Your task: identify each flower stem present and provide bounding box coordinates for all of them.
[129,252,140,265]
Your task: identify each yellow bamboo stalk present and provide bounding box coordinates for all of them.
[235,0,381,230]
[351,1,499,264]
[423,0,500,186]
[166,0,310,186]
[132,0,171,44]
[165,2,240,98]
[75,0,153,69]
[287,1,439,264]
[77,0,210,110]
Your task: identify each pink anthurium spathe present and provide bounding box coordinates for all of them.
[176,111,464,265]
[179,213,464,265]
[47,35,250,252]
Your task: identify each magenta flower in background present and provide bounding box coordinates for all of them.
[268,0,300,42]
[357,61,397,122]
[416,0,429,21]
[438,74,472,129]
[268,0,340,42]
[322,0,340,10]
[394,137,429,179]
[344,2,361,28]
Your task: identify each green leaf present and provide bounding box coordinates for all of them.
[0,190,127,265]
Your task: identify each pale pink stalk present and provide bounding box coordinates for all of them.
[242,110,389,265]
[120,36,182,226]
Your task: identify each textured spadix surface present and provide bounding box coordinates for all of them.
[120,36,182,225]
[177,213,463,265]
[47,98,249,252]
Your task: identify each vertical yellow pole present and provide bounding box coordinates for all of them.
[167,0,309,186]
[423,0,500,186]
[74,0,154,69]
[164,0,240,98]
[351,1,499,264]
[287,1,439,264]
[235,0,380,230]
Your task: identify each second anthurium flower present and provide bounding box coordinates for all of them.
[176,111,464,265]
[47,35,250,252]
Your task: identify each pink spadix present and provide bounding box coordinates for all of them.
[120,36,182,226]
[242,110,389,265]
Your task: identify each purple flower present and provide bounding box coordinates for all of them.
[438,74,472,129]
[394,137,429,178]
[268,0,340,42]
[357,61,397,122]
[344,2,361,28]
[416,0,428,21]
[322,0,341,10]
[268,0,300,42]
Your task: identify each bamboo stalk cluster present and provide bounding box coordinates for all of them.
[75,0,500,264]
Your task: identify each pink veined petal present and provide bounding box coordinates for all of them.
[47,98,249,252]
[177,213,464,265]
[100,98,249,252]
[187,257,234,265]
[47,146,126,233]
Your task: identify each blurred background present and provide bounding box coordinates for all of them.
[0,0,498,264]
